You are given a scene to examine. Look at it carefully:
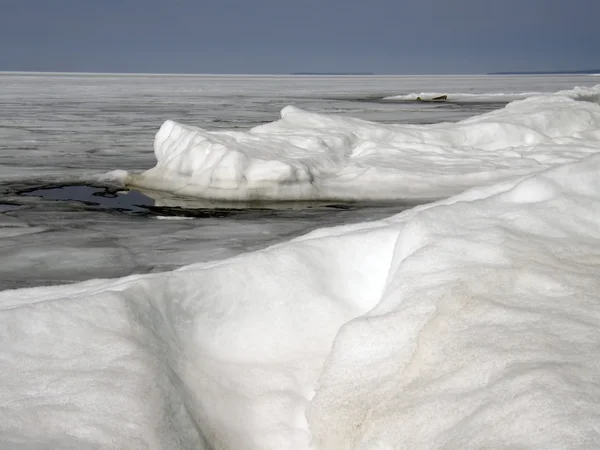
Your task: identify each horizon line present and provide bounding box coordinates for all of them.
[3,70,598,78]
[0,70,487,77]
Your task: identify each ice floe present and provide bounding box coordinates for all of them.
[116,85,600,202]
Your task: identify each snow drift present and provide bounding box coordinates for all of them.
[114,85,600,202]
[4,156,600,448]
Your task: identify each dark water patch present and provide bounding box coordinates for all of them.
[11,183,431,219]
[18,184,153,214]
[143,205,271,219]
[322,203,353,210]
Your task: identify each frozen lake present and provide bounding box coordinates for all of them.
[2,74,600,449]
[1,73,598,289]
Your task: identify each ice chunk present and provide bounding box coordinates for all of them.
[116,85,600,201]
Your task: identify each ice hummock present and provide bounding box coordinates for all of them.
[111,85,600,202]
[3,85,600,448]
[4,157,600,447]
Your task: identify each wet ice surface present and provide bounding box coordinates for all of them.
[1,182,421,289]
[1,73,598,290]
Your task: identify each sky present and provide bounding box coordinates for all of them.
[1,0,598,74]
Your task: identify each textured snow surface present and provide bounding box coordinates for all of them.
[3,83,600,449]
[4,152,600,448]
[117,85,600,201]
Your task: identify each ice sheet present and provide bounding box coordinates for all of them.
[119,85,600,201]
[3,76,600,448]
[3,154,600,448]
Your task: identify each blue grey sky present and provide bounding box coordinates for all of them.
[1,0,598,74]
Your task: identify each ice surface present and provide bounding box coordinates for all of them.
[11,73,597,290]
[3,75,600,448]
[118,85,600,201]
[3,152,600,448]
[5,72,598,183]
[0,194,413,290]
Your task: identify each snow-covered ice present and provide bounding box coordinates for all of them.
[4,152,600,448]
[118,85,600,201]
[3,77,600,448]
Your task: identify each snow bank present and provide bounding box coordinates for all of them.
[116,85,600,201]
[4,153,600,448]
[308,155,600,448]
[0,220,398,449]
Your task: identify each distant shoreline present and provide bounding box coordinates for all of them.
[1,70,598,77]
[489,70,600,75]
[290,72,375,76]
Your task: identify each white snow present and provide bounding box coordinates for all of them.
[3,83,600,448]
[117,85,600,202]
[3,158,600,448]
[308,156,600,448]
